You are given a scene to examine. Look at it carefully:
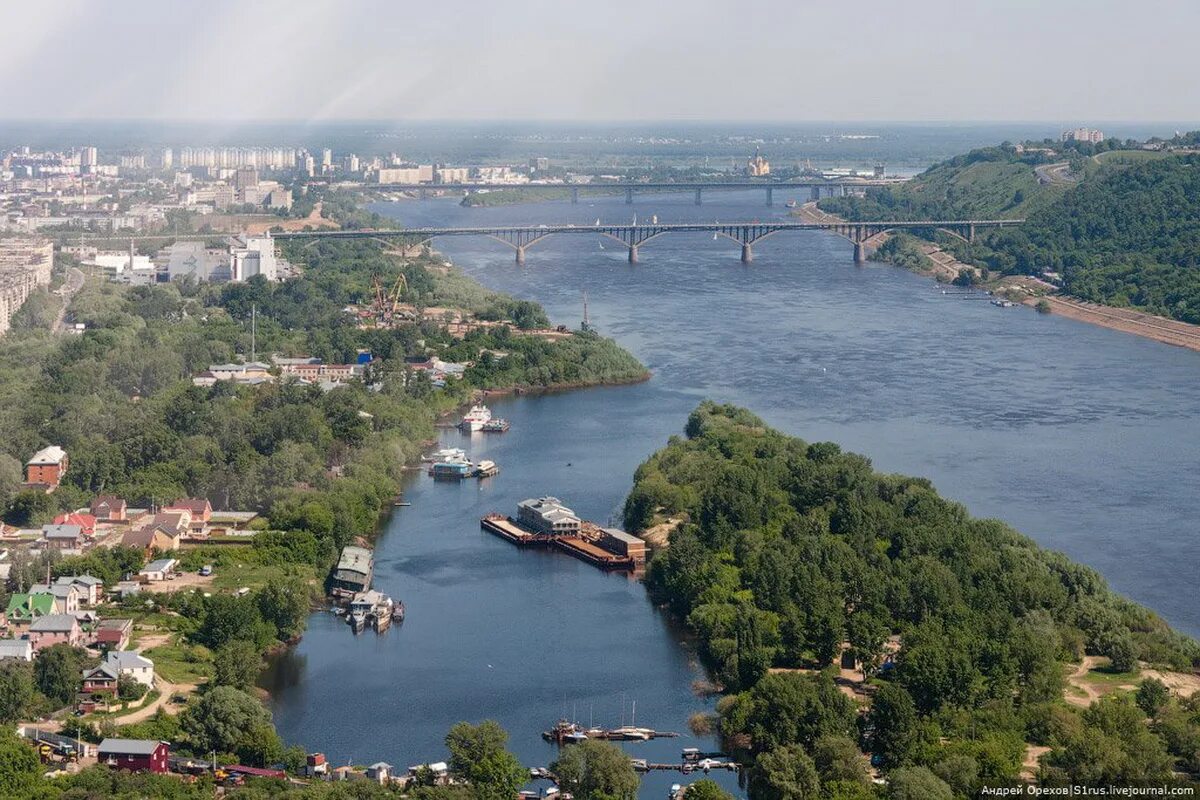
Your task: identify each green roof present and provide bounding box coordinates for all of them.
[5,593,56,620]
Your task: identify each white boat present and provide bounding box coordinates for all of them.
[459,404,492,431]
[424,447,468,463]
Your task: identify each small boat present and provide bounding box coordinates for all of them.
[392,601,405,622]
[474,460,500,478]
[424,447,467,463]
[630,758,648,772]
[349,611,367,632]
[482,418,510,433]
[785,200,798,208]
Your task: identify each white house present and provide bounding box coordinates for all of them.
[105,651,155,687]
[137,558,178,582]
[0,638,33,662]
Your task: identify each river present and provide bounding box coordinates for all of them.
[263,189,1200,793]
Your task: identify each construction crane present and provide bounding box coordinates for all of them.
[371,273,408,325]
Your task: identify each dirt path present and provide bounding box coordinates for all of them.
[1065,656,1105,708]
[108,675,190,724]
[1021,745,1051,780]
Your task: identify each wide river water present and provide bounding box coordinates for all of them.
[264,190,1200,793]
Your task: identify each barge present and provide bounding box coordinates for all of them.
[329,545,374,600]
[481,498,645,571]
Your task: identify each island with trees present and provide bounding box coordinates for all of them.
[624,401,1200,796]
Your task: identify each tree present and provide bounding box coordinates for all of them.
[0,661,34,723]
[1136,678,1170,718]
[812,735,869,787]
[749,744,821,800]
[867,684,919,768]
[886,767,953,800]
[257,577,310,641]
[683,779,735,800]
[213,640,263,692]
[551,739,640,800]
[0,730,40,798]
[181,685,279,764]
[4,489,56,527]
[35,643,86,706]
[118,675,149,701]
[444,721,525,800]
[195,593,272,650]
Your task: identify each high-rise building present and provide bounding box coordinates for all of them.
[235,166,259,190]
[344,154,360,173]
[79,146,98,174]
[1062,128,1105,144]
[530,157,549,172]
[159,148,173,169]
[321,148,333,173]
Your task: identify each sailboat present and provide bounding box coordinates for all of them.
[611,699,651,740]
[594,218,601,226]
[598,241,605,250]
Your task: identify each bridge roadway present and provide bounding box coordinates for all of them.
[367,179,901,206]
[273,219,1023,264]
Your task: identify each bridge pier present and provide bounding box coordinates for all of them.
[741,243,753,264]
[625,187,633,204]
[694,188,702,206]
[418,187,428,201]
[571,187,579,205]
[811,186,821,201]
[837,185,846,197]
[515,246,526,266]
[854,241,866,265]
[765,187,773,207]
[628,245,639,264]
[968,223,976,243]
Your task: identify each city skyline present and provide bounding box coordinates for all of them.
[4,0,1199,123]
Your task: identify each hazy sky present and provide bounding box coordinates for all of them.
[4,0,1197,122]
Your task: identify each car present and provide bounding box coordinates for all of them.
[199,565,213,576]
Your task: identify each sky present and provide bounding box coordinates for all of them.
[4,0,1198,122]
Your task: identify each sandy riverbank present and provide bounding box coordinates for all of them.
[796,203,1200,352]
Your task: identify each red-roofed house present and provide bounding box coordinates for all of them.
[90,496,127,522]
[164,499,211,531]
[53,512,97,537]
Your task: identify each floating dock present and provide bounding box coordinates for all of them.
[481,516,638,571]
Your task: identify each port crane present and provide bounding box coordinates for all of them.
[371,273,408,325]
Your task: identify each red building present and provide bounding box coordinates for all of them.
[53,512,97,537]
[25,445,68,489]
[98,738,170,773]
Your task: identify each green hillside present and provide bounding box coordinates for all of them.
[822,143,1200,323]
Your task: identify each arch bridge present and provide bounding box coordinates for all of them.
[272,219,1023,264]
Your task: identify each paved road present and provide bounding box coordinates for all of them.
[1035,161,1077,185]
[51,267,85,334]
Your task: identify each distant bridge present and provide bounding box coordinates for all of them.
[272,219,1023,264]
[365,179,902,207]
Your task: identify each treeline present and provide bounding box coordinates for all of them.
[0,718,658,800]
[625,402,1200,795]
[822,141,1200,324]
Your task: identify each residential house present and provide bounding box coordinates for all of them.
[81,663,120,697]
[138,558,178,582]
[27,614,82,651]
[105,650,154,687]
[42,523,85,552]
[164,498,211,530]
[367,763,395,784]
[25,445,68,489]
[29,582,80,614]
[114,581,142,599]
[94,618,133,650]
[97,739,170,773]
[54,575,104,606]
[5,593,56,624]
[52,512,97,537]
[90,495,127,522]
[121,512,188,553]
[0,638,33,661]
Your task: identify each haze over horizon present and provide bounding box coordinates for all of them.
[6,0,1199,123]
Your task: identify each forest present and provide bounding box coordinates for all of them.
[820,142,1200,324]
[625,402,1200,797]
